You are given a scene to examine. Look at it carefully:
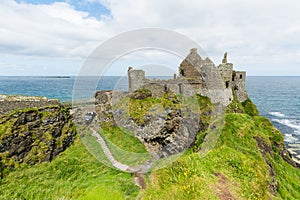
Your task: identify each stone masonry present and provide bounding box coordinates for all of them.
[128,48,248,105]
[94,49,249,158]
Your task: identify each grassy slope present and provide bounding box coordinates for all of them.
[142,113,300,199]
[0,138,139,200]
[1,96,300,199]
[0,104,146,200]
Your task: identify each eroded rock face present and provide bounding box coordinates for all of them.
[0,106,76,167]
[95,90,212,159]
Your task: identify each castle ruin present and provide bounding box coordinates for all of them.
[94,49,249,158]
[128,48,248,106]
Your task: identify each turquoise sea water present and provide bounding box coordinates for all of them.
[0,76,300,147]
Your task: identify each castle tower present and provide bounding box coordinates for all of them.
[128,67,146,92]
[232,70,248,102]
[218,52,233,89]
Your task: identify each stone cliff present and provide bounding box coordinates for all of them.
[95,89,214,159]
[0,105,76,171]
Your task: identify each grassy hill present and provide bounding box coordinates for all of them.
[0,96,299,199]
[142,113,300,199]
[0,138,140,200]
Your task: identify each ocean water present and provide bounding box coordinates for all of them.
[246,77,300,146]
[1,76,300,147]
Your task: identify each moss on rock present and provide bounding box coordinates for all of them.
[0,106,76,173]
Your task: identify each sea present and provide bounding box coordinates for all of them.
[0,76,300,159]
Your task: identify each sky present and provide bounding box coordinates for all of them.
[0,0,299,76]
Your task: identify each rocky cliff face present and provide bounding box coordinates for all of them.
[0,105,76,170]
[95,90,213,159]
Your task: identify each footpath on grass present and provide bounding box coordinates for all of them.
[90,127,149,189]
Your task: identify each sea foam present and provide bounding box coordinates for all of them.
[269,111,285,117]
[272,119,300,134]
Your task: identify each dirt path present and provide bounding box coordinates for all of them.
[214,172,236,200]
[90,127,150,189]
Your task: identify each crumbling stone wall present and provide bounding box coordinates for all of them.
[127,48,248,106]
[95,90,128,125]
[218,64,233,89]
[0,95,60,115]
[128,67,146,92]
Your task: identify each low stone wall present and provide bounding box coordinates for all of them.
[0,95,60,115]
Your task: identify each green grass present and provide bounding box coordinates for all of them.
[142,113,300,199]
[80,133,113,168]
[100,131,152,166]
[81,126,151,167]
[101,126,147,154]
[78,186,124,200]
[1,97,299,199]
[0,139,140,200]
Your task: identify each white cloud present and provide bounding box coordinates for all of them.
[0,1,109,58]
[0,0,300,75]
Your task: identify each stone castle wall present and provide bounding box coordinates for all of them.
[232,71,248,102]
[218,63,233,89]
[128,67,146,93]
[127,49,248,106]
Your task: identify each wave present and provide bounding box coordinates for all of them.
[284,134,299,143]
[269,111,285,117]
[272,119,300,134]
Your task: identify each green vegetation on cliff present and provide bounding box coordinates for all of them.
[226,96,259,116]
[0,138,139,200]
[142,100,299,199]
[0,106,139,199]
[0,106,76,171]
[0,96,299,200]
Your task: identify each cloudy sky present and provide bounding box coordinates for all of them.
[0,0,299,76]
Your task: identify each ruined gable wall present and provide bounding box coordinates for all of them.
[201,64,233,106]
[179,60,202,79]
[179,48,203,80]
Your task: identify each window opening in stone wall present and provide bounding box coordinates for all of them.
[181,69,185,76]
[240,74,243,79]
[225,81,230,88]
[179,84,183,94]
[232,74,235,81]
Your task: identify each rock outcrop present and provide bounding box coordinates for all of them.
[0,105,76,168]
[95,90,213,159]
